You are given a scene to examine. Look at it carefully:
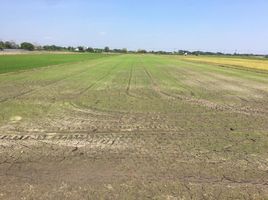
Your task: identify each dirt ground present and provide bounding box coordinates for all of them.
[0,55,268,199]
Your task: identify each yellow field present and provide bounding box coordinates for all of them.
[180,56,268,71]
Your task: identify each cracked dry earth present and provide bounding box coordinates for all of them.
[0,55,268,199]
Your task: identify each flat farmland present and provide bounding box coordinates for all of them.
[0,54,268,199]
[179,55,268,71]
[0,53,109,73]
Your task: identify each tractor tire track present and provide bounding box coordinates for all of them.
[0,60,108,103]
[125,60,151,100]
[68,102,113,117]
[0,89,35,103]
[76,62,120,96]
[126,63,133,96]
[142,61,267,116]
[142,63,165,97]
[0,133,140,151]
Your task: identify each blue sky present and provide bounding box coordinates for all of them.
[1,0,268,53]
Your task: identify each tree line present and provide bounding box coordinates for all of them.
[0,41,35,51]
[0,40,267,57]
[0,40,128,53]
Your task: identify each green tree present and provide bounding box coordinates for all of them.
[94,48,103,53]
[86,47,94,52]
[43,45,64,51]
[104,46,110,52]
[21,42,35,51]
[122,48,128,53]
[67,46,74,51]
[137,49,147,54]
[0,41,4,50]
[4,41,19,49]
[77,46,84,52]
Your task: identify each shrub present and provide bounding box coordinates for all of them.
[21,42,35,51]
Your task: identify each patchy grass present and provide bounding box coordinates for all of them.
[0,53,112,73]
[0,54,268,199]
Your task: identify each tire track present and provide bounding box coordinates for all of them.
[126,63,133,95]
[125,60,150,99]
[0,89,35,103]
[141,60,197,98]
[142,61,268,116]
[0,133,107,141]
[68,102,113,117]
[0,133,140,150]
[76,62,121,96]
[142,63,164,97]
[0,59,109,103]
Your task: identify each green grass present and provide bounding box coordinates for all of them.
[0,53,111,74]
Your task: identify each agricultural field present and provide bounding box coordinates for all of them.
[179,55,268,72]
[0,53,109,74]
[0,54,268,199]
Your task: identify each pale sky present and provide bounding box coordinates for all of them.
[1,0,268,54]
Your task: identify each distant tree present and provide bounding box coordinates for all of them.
[43,45,51,51]
[104,46,110,52]
[122,48,128,53]
[86,47,94,52]
[0,41,4,50]
[43,45,66,51]
[34,45,43,50]
[154,51,172,55]
[77,46,84,52]
[21,42,35,51]
[67,46,75,51]
[192,51,200,56]
[178,50,190,55]
[265,55,268,59]
[4,41,19,49]
[137,49,147,54]
[94,48,103,53]
[110,48,128,54]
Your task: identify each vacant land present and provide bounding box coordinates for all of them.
[0,54,268,199]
